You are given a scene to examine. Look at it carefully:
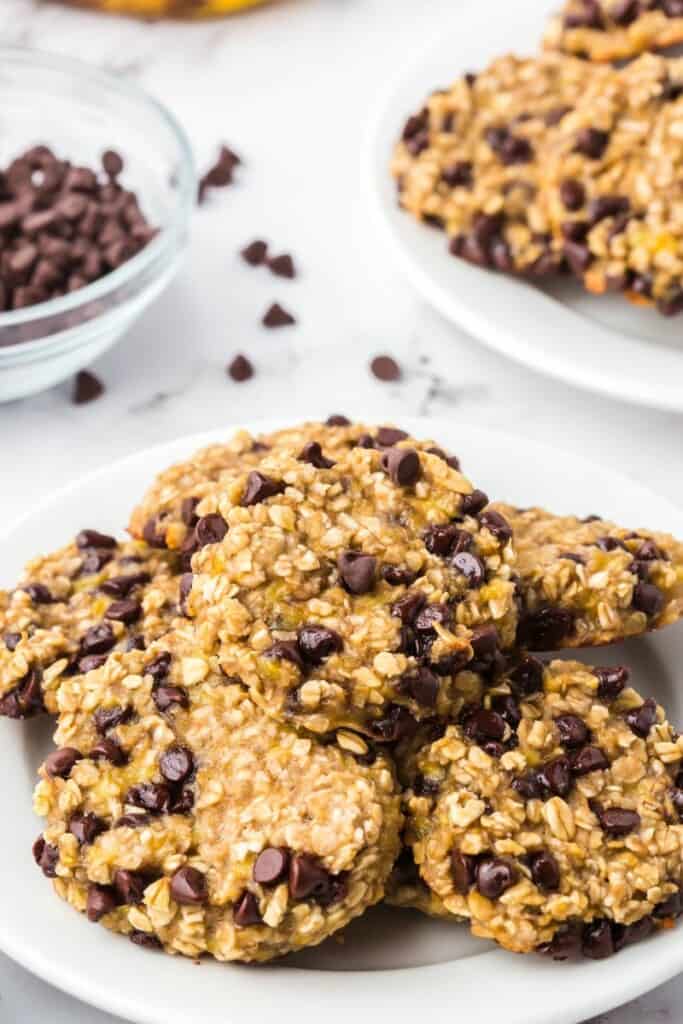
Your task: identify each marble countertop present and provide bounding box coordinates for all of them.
[1,0,683,1021]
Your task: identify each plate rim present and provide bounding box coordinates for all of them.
[2,414,683,1024]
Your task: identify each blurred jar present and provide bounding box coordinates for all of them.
[60,0,271,16]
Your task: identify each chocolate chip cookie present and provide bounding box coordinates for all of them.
[545,0,683,63]
[404,659,683,956]
[180,435,518,740]
[32,630,402,962]
[495,503,683,648]
[392,54,608,276]
[1,534,181,718]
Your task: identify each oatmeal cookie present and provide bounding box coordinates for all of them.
[540,54,683,312]
[391,54,607,276]
[545,1,683,63]
[384,846,454,918]
[32,628,402,962]
[0,533,181,718]
[181,434,518,739]
[404,658,683,956]
[494,503,683,649]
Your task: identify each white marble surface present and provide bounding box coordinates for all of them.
[1,0,683,1021]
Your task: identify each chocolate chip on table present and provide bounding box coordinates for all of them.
[195,513,228,547]
[90,737,127,766]
[381,446,421,486]
[338,550,377,594]
[253,847,290,886]
[69,812,106,845]
[297,624,343,665]
[529,850,561,892]
[171,866,208,905]
[595,806,641,837]
[33,836,59,878]
[233,890,263,927]
[555,714,589,749]
[476,857,517,900]
[104,598,142,624]
[198,144,240,203]
[241,239,268,266]
[264,640,304,672]
[44,747,82,778]
[633,581,664,616]
[76,529,116,550]
[86,884,118,922]
[451,550,486,587]
[298,441,335,469]
[227,353,254,382]
[594,664,629,701]
[518,607,574,649]
[268,253,296,278]
[569,744,610,776]
[459,489,488,516]
[370,355,402,382]
[159,745,194,784]
[73,370,104,405]
[154,685,189,713]
[241,471,285,506]
[625,698,658,738]
[262,302,296,328]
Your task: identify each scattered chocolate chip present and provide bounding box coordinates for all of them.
[519,607,574,649]
[268,253,296,278]
[87,884,118,922]
[588,195,629,225]
[159,745,194,784]
[632,581,664,616]
[478,509,512,544]
[555,714,589,749]
[564,239,592,276]
[529,850,560,891]
[253,847,290,886]
[658,291,683,317]
[451,850,477,894]
[45,746,81,778]
[611,0,639,25]
[233,890,263,927]
[570,745,610,776]
[370,355,401,382]
[414,602,451,634]
[142,517,167,548]
[381,446,421,486]
[241,239,268,266]
[297,624,343,666]
[242,471,285,506]
[426,446,460,471]
[227,354,254,382]
[69,812,106,845]
[594,664,629,701]
[459,489,488,516]
[338,550,377,594]
[73,370,104,405]
[491,694,521,730]
[198,144,240,203]
[100,572,149,599]
[595,805,641,837]
[298,441,335,469]
[262,302,295,328]
[79,654,108,673]
[476,857,517,900]
[104,598,142,624]
[451,550,486,587]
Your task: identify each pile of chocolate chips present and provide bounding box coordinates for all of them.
[0,145,156,312]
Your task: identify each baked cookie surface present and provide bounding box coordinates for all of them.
[545,1,683,63]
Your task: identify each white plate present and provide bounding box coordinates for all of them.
[366,0,683,412]
[2,416,683,1024]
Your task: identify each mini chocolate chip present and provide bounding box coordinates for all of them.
[159,745,194,784]
[538,756,572,798]
[470,624,499,661]
[381,446,421,486]
[297,624,343,665]
[268,253,296,278]
[80,622,116,656]
[575,127,609,159]
[73,370,104,405]
[195,513,228,547]
[113,869,147,904]
[253,847,290,885]
[241,471,285,506]
[381,565,419,586]
[87,884,118,922]
[594,664,629,700]
[142,518,167,548]
[264,640,304,672]
[241,239,268,266]
[78,654,107,673]
[596,535,625,552]
[115,813,151,829]
[519,607,574,649]
[452,551,486,587]
[233,890,263,927]
[0,668,44,720]
[375,426,408,447]
[611,0,639,25]
[146,652,171,683]
[582,919,614,959]
[126,782,171,814]
[338,550,377,594]
[69,812,106,845]
[555,714,589,748]
[559,178,586,211]
[459,489,488,516]
[596,806,640,837]
[90,737,127,766]
[298,440,335,469]
[23,583,54,604]
[369,704,418,743]
[325,414,350,426]
[451,850,477,894]
[632,581,664,616]
[44,746,81,778]
[625,698,658,738]
[3,632,21,651]
[391,590,426,624]
[491,694,521,730]
[171,866,207,905]
[180,497,200,527]
[588,195,629,225]
[130,931,163,950]
[33,836,59,878]
[442,161,473,187]
[414,602,451,634]
[530,850,560,892]
[564,240,592,277]
[76,529,116,550]
[262,302,295,328]
[424,524,471,557]
[288,853,337,902]
[370,355,402,382]
[476,857,517,900]
[570,745,610,776]
[400,666,439,707]
[104,598,142,624]
[100,572,150,599]
[476,510,511,545]
[153,685,189,713]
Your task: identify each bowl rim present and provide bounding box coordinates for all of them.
[0,45,196,346]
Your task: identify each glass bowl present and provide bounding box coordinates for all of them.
[0,47,195,402]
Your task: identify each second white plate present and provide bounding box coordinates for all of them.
[367,0,683,412]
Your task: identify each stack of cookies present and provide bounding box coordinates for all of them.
[392,3,683,315]
[3,418,683,964]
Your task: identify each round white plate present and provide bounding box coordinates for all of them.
[2,416,683,1024]
[367,0,683,412]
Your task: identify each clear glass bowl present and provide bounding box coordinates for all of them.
[0,47,195,402]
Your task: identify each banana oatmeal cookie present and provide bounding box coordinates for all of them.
[0,533,181,719]
[32,627,402,962]
[545,0,683,63]
[404,659,683,957]
[180,432,518,740]
[391,54,608,276]
[494,503,683,649]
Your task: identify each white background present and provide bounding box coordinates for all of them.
[1,0,682,1021]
